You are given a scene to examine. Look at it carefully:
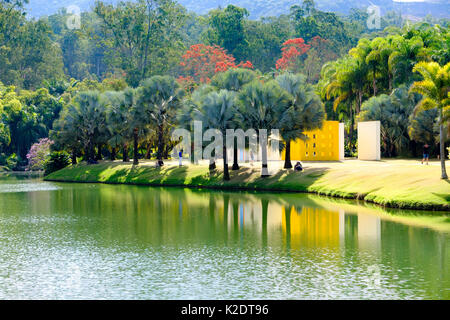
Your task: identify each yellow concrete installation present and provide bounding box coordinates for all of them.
[282,120,340,161]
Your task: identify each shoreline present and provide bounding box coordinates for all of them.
[44,160,450,212]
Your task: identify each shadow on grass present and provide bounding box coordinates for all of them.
[432,192,450,203]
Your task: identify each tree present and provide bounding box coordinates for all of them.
[408,108,439,145]
[358,87,416,157]
[104,90,134,162]
[238,80,291,177]
[0,4,65,89]
[211,68,257,169]
[275,38,310,72]
[194,90,237,181]
[389,35,427,86]
[410,61,449,179]
[64,91,108,163]
[205,5,249,62]
[179,44,253,84]
[138,75,183,166]
[276,73,325,168]
[94,0,186,86]
[26,138,54,171]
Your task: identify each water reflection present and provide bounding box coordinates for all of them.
[0,177,448,299]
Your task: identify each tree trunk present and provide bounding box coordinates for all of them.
[223,145,230,181]
[209,148,216,169]
[71,151,77,165]
[133,127,139,165]
[372,66,377,96]
[349,105,354,153]
[261,136,269,177]
[123,145,129,162]
[232,144,239,170]
[96,144,102,161]
[388,72,393,92]
[145,143,152,159]
[284,140,292,169]
[157,124,164,166]
[87,140,95,163]
[209,157,216,170]
[111,147,116,161]
[439,111,448,179]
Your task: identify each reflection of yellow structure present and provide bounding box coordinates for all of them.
[282,206,340,248]
[281,120,341,161]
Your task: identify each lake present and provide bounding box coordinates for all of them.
[0,174,448,299]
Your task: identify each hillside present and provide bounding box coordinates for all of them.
[25,0,450,19]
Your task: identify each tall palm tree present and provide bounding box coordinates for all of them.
[138,76,184,166]
[67,91,107,163]
[104,90,135,162]
[276,73,325,168]
[389,35,426,86]
[179,85,216,165]
[194,90,237,181]
[212,68,257,170]
[238,80,291,177]
[410,61,449,179]
[51,107,82,165]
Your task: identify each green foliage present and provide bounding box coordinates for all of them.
[358,87,417,157]
[44,150,71,175]
[408,108,439,145]
[0,3,64,89]
[94,0,187,87]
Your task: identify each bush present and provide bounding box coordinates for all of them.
[0,153,19,171]
[44,151,71,175]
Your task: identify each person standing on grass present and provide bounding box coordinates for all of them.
[179,149,183,167]
[422,143,430,165]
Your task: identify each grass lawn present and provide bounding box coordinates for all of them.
[45,159,450,211]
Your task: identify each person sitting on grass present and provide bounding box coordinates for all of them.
[294,161,303,172]
[422,143,430,165]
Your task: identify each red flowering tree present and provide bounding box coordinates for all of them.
[275,38,311,72]
[178,44,253,86]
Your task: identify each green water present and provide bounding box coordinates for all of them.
[0,174,448,299]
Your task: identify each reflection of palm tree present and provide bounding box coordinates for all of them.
[261,198,269,247]
[223,194,230,243]
[284,206,292,252]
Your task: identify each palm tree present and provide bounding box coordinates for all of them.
[238,80,291,177]
[138,76,184,166]
[194,90,237,181]
[179,85,216,165]
[51,107,82,165]
[410,61,449,179]
[276,73,325,168]
[104,90,135,162]
[389,35,426,86]
[212,68,257,170]
[66,91,107,163]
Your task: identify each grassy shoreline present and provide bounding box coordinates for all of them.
[44,159,450,211]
